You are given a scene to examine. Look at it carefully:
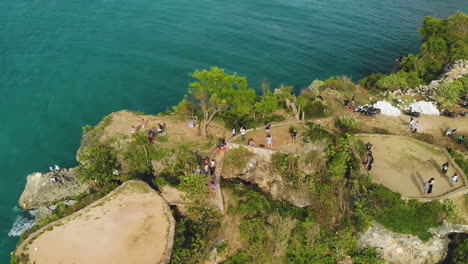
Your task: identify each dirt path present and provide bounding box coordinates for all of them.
[18,181,174,264]
[357,135,466,199]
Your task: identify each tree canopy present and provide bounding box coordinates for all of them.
[187,67,256,136]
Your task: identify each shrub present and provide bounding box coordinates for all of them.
[223,147,253,170]
[300,96,331,119]
[375,74,409,91]
[437,81,463,107]
[123,132,166,177]
[453,240,468,264]
[448,150,468,175]
[305,122,334,143]
[359,184,448,240]
[336,116,358,132]
[323,76,355,92]
[77,144,118,184]
[360,73,385,90]
[222,251,252,264]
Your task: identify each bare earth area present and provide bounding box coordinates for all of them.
[17,181,174,264]
[101,110,230,147]
[233,123,305,153]
[358,135,466,199]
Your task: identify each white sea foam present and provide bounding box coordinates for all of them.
[8,207,35,237]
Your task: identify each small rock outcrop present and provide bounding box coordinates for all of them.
[413,59,468,100]
[19,168,90,210]
[359,223,468,264]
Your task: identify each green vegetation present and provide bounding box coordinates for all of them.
[453,240,468,264]
[336,115,358,132]
[360,11,468,94]
[123,131,166,177]
[221,183,384,263]
[186,67,256,137]
[223,147,254,170]
[449,149,468,175]
[77,144,118,184]
[437,80,464,107]
[355,184,454,240]
[303,122,333,143]
[170,173,222,264]
[222,250,252,264]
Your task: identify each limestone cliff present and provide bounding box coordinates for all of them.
[359,222,468,264]
[222,142,327,208]
[19,168,90,210]
[412,59,468,100]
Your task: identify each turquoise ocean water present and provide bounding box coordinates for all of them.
[1,0,467,260]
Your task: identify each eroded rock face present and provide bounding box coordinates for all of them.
[19,168,90,210]
[359,223,468,264]
[222,143,326,208]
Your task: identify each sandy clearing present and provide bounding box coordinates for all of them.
[358,135,466,199]
[18,181,174,264]
[100,110,230,148]
[233,124,305,153]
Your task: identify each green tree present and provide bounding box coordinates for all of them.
[188,67,255,137]
[123,132,165,177]
[360,73,385,90]
[77,145,118,183]
[323,76,355,91]
[419,16,447,39]
[277,86,301,119]
[255,90,279,119]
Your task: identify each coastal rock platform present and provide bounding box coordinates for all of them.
[18,168,89,210]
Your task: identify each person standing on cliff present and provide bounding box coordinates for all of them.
[291,129,298,143]
[441,162,449,176]
[412,121,419,133]
[140,119,146,129]
[240,127,246,141]
[266,135,273,149]
[451,173,458,187]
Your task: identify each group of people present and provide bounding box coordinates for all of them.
[130,119,165,142]
[264,123,274,148]
[216,138,228,154]
[408,117,420,133]
[197,157,218,196]
[49,164,61,183]
[363,142,374,171]
[440,161,459,188]
[147,123,165,142]
[344,93,357,111]
[232,127,248,141]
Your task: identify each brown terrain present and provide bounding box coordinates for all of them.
[17,181,174,264]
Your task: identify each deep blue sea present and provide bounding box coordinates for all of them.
[1,0,467,260]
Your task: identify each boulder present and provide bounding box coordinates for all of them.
[359,223,468,264]
[19,168,90,210]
